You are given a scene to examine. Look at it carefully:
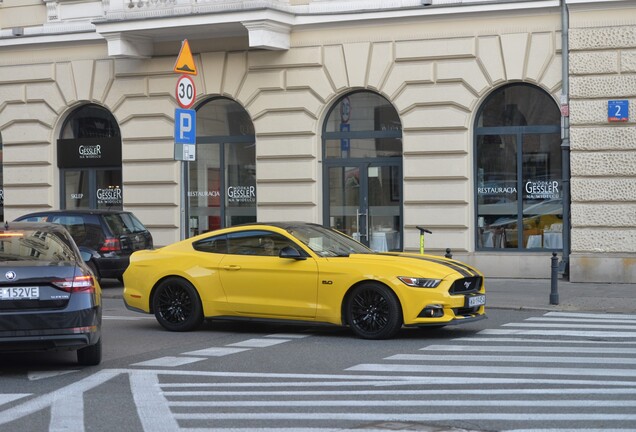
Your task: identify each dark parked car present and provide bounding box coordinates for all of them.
[0,221,102,365]
[15,210,153,281]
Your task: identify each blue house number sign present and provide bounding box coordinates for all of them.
[608,100,629,122]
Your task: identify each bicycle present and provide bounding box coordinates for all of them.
[415,226,432,254]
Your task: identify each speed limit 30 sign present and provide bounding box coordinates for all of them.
[176,75,196,109]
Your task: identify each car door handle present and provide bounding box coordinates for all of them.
[223,265,241,271]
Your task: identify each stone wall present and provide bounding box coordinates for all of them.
[569,12,636,282]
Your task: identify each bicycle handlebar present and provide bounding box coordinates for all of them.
[416,226,432,234]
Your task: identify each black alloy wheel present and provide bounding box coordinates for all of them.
[152,277,203,332]
[346,283,402,340]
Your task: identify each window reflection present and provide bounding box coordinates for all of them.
[476,84,562,250]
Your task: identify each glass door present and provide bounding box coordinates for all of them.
[327,163,401,251]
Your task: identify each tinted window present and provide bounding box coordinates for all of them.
[50,214,103,249]
[103,213,147,235]
[0,229,77,262]
[193,235,228,254]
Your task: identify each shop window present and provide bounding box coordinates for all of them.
[190,98,255,236]
[58,104,122,209]
[475,84,562,250]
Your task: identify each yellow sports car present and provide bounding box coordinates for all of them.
[123,222,485,339]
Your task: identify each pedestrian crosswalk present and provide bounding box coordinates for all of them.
[1,311,636,431]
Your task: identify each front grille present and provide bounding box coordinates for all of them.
[449,277,482,295]
[453,306,481,317]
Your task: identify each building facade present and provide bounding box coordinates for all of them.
[0,0,634,282]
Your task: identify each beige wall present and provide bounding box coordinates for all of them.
[0,9,566,277]
[0,0,46,29]
[568,4,636,283]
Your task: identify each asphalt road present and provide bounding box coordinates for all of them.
[1,290,636,431]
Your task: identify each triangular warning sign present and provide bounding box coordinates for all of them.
[174,39,197,75]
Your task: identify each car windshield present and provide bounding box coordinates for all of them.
[0,229,77,263]
[286,224,372,257]
[104,213,147,235]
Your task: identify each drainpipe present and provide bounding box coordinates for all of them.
[560,0,571,278]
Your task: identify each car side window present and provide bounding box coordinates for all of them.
[227,231,296,257]
[50,215,88,246]
[193,235,228,254]
[18,215,48,223]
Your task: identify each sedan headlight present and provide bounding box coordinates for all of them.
[398,276,442,288]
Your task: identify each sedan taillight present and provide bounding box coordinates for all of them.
[53,275,96,293]
[100,237,121,252]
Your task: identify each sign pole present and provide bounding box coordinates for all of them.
[173,39,198,240]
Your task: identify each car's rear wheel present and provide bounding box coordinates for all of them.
[346,282,402,340]
[152,277,203,332]
[77,338,102,366]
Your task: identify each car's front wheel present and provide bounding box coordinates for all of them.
[346,283,402,340]
[152,277,203,332]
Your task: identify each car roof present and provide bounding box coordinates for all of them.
[1,221,72,235]
[237,221,325,230]
[17,209,133,217]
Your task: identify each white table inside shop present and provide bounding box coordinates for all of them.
[370,230,399,252]
[543,231,563,249]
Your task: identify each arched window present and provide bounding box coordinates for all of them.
[189,97,256,236]
[475,84,562,250]
[322,91,403,251]
[58,104,122,209]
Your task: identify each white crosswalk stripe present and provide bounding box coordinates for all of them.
[2,312,636,431]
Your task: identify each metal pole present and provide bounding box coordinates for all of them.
[560,0,571,278]
[550,252,560,305]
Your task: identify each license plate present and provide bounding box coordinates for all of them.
[467,294,486,307]
[0,286,40,300]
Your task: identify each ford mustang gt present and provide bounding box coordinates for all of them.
[123,222,485,339]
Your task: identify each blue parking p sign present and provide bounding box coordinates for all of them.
[175,108,196,144]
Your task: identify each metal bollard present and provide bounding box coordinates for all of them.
[550,252,559,305]
[445,248,453,259]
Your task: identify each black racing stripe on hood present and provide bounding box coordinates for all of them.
[381,253,476,277]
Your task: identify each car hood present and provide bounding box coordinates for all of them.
[337,252,481,279]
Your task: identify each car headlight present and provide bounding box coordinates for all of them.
[398,276,442,288]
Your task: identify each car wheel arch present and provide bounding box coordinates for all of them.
[340,280,403,326]
[148,274,203,314]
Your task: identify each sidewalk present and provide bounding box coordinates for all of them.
[101,277,636,314]
[486,277,636,314]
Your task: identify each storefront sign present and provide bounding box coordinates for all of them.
[524,180,560,199]
[97,187,122,205]
[57,138,121,168]
[608,100,629,122]
[227,185,255,203]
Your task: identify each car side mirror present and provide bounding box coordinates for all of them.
[80,251,92,263]
[279,246,306,260]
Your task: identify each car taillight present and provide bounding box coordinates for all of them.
[100,237,121,252]
[53,275,96,293]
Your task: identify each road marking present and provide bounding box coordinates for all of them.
[0,370,120,429]
[0,394,30,405]
[167,399,636,407]
[504,322,636,330]
[132,356,206,367]
[546,311,636,320]
[386,354,636,365]
[264,333,311,338]
[422,344,636,354]
[28,370,79,381]
[174,412,636,421]
[454,337,636,345]
[130,370,179,432]
[182,347,251,356]
[346,363,636,378]
[227,338,291,348]
[480,329,636,338]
